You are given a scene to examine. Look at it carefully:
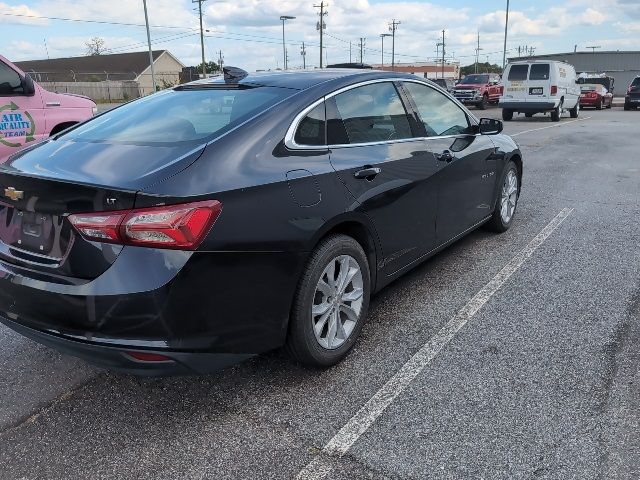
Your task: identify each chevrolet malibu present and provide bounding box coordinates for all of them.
[0,68,522,375]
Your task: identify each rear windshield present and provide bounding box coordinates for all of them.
[529,64,550,80]
[508,65,529,81]
[61,86,292,145]
[461,74,489,84]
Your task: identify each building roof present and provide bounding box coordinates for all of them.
[15,50,182,82]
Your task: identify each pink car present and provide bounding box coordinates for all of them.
[0,55,96,162]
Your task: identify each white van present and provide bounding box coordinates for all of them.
[499,60,580,122]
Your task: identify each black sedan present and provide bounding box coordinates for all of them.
[0,68,522,375]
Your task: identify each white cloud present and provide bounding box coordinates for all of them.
[0,2,48,26]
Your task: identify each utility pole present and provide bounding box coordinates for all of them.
[314,2,328,68]
[218,50,224,71]
[380,33,391,69]
[301,42,307,69]
[349,41,352,63]
[389,19,400,70]
[441,29,445,80]
[192,0,207,77]
[475,31,482,74]
[502,0,510,69]
[358,37,365,64]
[142,0,156,92]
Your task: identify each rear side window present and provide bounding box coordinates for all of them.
[530,64,550,80]
[508,65,529,81]
[632,78,640,87]
[402,82,471,137]
[294,103,325,146]
[332,82,412,144]
[62,86,292,145]
[0,62,23,95]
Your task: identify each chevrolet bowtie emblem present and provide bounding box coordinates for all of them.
[4,187,24,201]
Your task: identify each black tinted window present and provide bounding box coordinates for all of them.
[530,64,550,80]
[508,65,529,81]
[632,78,640,87]
[0,62,23,95]
[403,82,470,137]
[64,86,291,145]
[295,103,325,146]
[333,82,411,144]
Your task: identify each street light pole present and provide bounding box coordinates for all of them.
[380,33,391,69]
[280,15,296,70]
[502,0,510,69]
[142,0,156,92]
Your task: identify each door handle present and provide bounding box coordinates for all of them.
[354,167,382,180]
[436,150,455,163]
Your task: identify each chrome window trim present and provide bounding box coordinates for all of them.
[284,77,479,151]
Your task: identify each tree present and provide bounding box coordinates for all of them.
[85,37,107,56]
[460,62,503,77]
[193,61,220,74]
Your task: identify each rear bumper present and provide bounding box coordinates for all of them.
[626,96,640,104]
[0,316,252,375]
[579,97,600,106]
[499,101,558,111]
[0,248,305,374]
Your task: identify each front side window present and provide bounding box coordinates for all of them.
[294,103,325,146]
[530,64,550,80]
[402,82,471,137]
[0,62,24,95]
[508,65,529,81]
[332,82,412,144]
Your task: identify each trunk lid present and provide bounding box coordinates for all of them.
[0,139,205,279]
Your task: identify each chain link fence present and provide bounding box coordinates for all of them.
[24,70,204,103]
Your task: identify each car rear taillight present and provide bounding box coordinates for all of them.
[551,85,558,95]
[68,200,222,250]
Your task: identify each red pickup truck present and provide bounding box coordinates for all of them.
[453,73,503,110]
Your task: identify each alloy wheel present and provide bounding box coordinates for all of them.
[500,169,518,224]
[312,255,364,350]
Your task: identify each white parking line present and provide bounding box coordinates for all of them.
[511,116,592,137]
[296,208,574,480]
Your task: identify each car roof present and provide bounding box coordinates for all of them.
[182,69,420,91]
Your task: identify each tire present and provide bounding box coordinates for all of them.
[477,94,488,110]
[285,234,371,368]
[525,113,533,118]
[502,109,513,121]
[624,103,631,111]
[485,161,519,233]
[596,99,603,110]
[550,105,561,122]
[606,101,612,109]
[569,102,579,118]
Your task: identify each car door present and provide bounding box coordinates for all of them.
[400,81,499,244]
[327,80,444,275]
[0,60,46,161]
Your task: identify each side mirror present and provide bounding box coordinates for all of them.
[479,118,503,135]
[21,75,36,96]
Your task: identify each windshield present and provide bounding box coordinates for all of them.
[461,74,489,84]
[61,86,293,145]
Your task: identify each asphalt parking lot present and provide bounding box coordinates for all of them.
[1,106,639,479]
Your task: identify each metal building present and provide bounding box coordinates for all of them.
[508,51,640,96]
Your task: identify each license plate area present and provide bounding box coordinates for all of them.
[0,207,55,255]
[529,87,543,95]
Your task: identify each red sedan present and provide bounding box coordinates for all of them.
[579,84,613,110]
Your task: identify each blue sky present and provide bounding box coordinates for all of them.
[2,0,639,71]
